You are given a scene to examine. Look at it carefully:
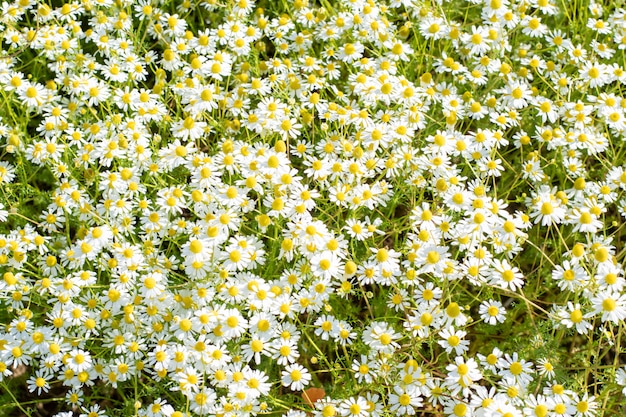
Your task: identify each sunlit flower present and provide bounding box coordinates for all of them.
[281,363,311,391]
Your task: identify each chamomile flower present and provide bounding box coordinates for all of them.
[281,363,311,391]
[479,299,507,325]
[172,116,207,141]
[188,386,217,414]
[337,41,364,63]
[443,398,474,417]
[521,15,547,37]
[580,62,610,88]
[438,327,469,355]
[490,258,525,291]
[535,358,556,380]
[363,322,401,354]
[595,263,625,291]
[590,290,626,324]
[273,338,300,365]
[18,82,49,108]
[339,396,369,417]
[388,384,423,415]
[67,349,93,373]
[463,25,492,56]
[502,81,532,109]
[555,302,593,335]
[419,16,449,40]
[445,356,482,396]
[27,370,51,395]
[529,186,567,226]
[313,314,338,341]
[551,261,588,292]
[351,355,376,384]
[334,321,357,346]
[310,251,343,280]
[498,352,534,386]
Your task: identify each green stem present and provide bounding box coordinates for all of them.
[0,381,32,416]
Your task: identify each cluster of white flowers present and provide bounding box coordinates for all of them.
[0,0,626,416]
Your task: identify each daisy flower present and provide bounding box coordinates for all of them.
[67,349,93,373]
[27,371,51,395]
[479,299,507,325]
[490,258,525,291]
[590,290,626,324]
[463,25,492,56]
[281,363,311,391]
[352,355,377,384]
[443,399,474,417]
[339,396,369,417]
[445,356,482,395]
[529,186,567,226]
[551,260,588,292]
[556,302,594,335]
[171,116,207,141]
[19,87,51,115]
[438,327,469,355]
[502,80,532,109]
[497,352,534,386]
[388,384,423,415]
[363,322,401,354]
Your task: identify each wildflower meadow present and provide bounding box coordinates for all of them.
[2,0,626,416]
